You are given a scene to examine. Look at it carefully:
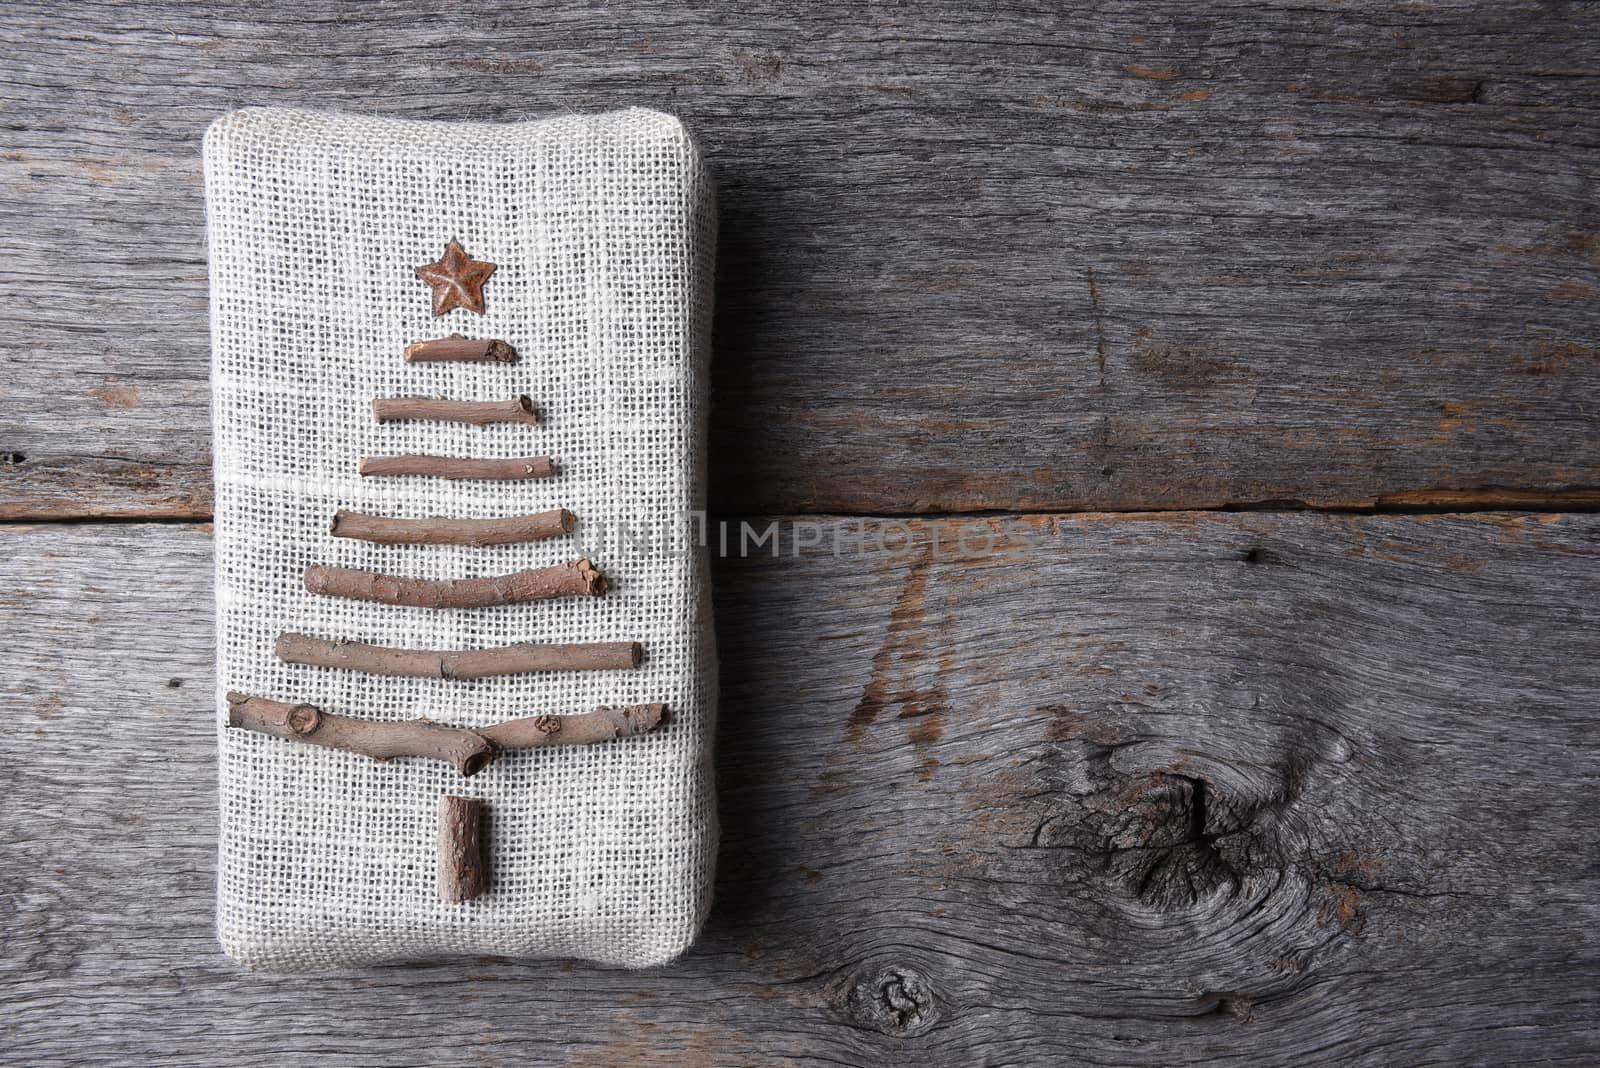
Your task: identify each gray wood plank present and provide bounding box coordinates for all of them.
[3,514,1597,1065]
[2,1,1598,518]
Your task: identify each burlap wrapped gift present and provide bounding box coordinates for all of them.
[204,106,717,971]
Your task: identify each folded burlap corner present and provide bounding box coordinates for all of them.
[204,106,717,971]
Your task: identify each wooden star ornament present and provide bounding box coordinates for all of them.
[414,239,496,316]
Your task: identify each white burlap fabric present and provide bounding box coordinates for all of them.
[204,106,717,971]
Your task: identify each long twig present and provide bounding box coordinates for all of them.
[373,395,541,426]
[329,509,574,545]
[225,693,666,776]
[304,559,606,607]
[276,633,642,678]
[359,455,556,480]
[225,692,497,775]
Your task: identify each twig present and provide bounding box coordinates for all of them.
[373,395,540,426]
[225,693,668,776]
[304,559,606,607]
[404,335,517,363]
[438,796,487,904]
[359,455,556,480]
[479,704,666,748]
[225,691,496,776]
[330,509,574,545]
[276,633,642,678]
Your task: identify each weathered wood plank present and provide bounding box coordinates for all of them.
[3,515,1597,1064]
[2,1,1598,518]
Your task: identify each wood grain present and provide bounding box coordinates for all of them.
[2,1,1597,519]
[2,517,1596,1065]
[3,2,1597,1064]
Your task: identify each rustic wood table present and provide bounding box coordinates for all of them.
[4,2,1597,1064]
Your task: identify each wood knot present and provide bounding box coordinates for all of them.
[460,740,497,778]
[575,558,608,597]
[1200,990,1255,1022]
[284,703,322,736]
[844,965,939,1038]
[1029,753,1256,911]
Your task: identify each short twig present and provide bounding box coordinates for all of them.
[329,509,574,545]
[304,559,607,607]
[372,396,540,426]
[359,455,556,480]
[404,335,517,363]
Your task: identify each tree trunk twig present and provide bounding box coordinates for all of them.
[304,559,607,607]
[276,633,642,678]
[359,455,556,480]
[438,795,487,904]
[225,693,667,775]
[373,395,541,426]
[404,335,517,363]
[329,509,574,545]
